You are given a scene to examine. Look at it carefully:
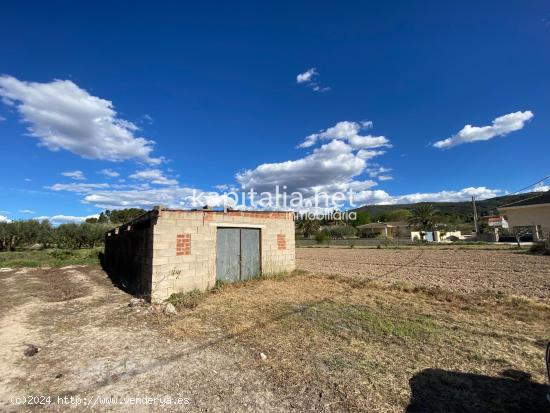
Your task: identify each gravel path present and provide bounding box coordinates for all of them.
[296,247,550,300]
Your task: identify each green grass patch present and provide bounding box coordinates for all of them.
[305,302,441,340]
[0,248,102,268]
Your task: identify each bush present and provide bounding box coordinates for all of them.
[315,232,330,244]
[167,289,205,309]
[48,249,76,260]
[325,225,357,239]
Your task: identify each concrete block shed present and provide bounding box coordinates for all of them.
[103,207,295,302]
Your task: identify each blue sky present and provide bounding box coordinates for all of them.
[0,1,549,223]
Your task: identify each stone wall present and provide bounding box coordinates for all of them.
[150,210,295,302]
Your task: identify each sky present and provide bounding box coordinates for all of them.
[0,1,549,224]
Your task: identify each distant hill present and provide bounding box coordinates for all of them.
[353,192,542,220]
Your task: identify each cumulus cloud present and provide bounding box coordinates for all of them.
[433,111,534,149]
[61,170,85,180]
[237,139,368,194]
[235,120,391,197]
[35,214,99,225]
[129,169,178,186]
[19,209,35,214]
[99,169,120,178]
[0,75,162,164]
[296,68,330,92]
[298,121,389,149]
[0,215,12,223]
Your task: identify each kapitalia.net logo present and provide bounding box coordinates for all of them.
[189,185,359,220]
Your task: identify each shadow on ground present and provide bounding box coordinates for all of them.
[98,251,133,296]
[407,368,549,413]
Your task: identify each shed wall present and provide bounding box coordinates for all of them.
[150,210,295,301]
[104,214,155,298]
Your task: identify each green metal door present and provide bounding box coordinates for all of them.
[240,228,260,280]
[216,228,241,282]
[216,228,261,282]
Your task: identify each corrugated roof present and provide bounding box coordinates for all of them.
[499,191,550,208]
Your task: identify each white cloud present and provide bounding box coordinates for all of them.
[83,187,203,209]
[0,75,162,164]
[237,139,369,194]
[299,121,389,149]
[367,165,392,178]
[61,170,85,180]
[0,215,11,223]
[24,178,32,182]
[236,120,392,200]
[378,175,393,181]
[19,209,35,214]
[532,183,550,192]
[129,169,178,186]
[0,115,6,121]
[99,168,120,178]
[296,67,330,92]
[47,182,110,194]
[433,111,534,149]
[352,186,501,206]
[296,68,317,83]
[35,214,99,225]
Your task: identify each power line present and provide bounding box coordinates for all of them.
[509,174,550,195]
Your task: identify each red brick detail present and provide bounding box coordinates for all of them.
[277,233,286,250]
[176,234,191,256]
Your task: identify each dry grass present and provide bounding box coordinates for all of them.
[160,271,550,412]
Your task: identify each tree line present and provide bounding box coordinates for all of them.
[296,204,478,240]
[0,208,145,251]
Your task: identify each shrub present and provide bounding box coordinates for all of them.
[48,249,76,260]
[315,232,330,244]
[325,225,357,239]
[167,289,205,309]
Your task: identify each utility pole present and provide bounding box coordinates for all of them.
[472,196,479,234]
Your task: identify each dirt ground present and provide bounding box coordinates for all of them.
[0,266,286,412]
[1,247,549,412]
[297,247,550,301]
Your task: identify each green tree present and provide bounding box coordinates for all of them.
[408,204,439,231]
[297,219,321,238]
[383,209,412,222]
[349,211,370,227]
[325,225,357,239]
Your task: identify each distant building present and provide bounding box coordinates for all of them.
[482,215,509,228]
[410,230,464,242]
[357,221,411,238]
[498,191,550,241]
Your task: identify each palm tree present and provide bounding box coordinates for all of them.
[408,204,438,231]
